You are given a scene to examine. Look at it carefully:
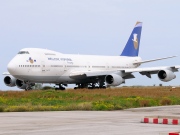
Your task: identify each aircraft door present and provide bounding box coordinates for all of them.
[106,63,110,70]
[87,62,91,71]
[28,67,31,74]
[64,61,67,71]
[41,61,46,73]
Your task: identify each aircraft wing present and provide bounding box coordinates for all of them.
[70,65,180,79]
[70,70,118,79]
[2,72,10,75]
[124,65,180,78]
[133,56,177,64]
[69,70,136,80]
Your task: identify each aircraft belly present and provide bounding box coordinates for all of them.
[20,75,95,84]
[14,75,58,83]
[14,75,85,84]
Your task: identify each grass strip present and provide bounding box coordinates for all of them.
[0,86,180,112]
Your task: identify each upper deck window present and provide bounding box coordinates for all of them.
[45,53,56,55]
[18,51,29,54]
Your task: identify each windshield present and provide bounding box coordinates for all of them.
[18,51,29,54]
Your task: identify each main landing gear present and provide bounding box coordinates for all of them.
[25,85,32,91]
[55,84,66,90]
[74,82,106,90]
[24,82,35,91]
[74,83,88,89]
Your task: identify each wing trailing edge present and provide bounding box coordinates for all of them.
[133,56,177,65]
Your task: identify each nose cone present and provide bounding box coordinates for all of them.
[7,60,17,75]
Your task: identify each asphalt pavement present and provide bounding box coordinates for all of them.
[0,105,180,135]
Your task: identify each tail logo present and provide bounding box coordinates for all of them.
[132,33,138,49]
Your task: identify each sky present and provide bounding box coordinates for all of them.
[0,0,180,90]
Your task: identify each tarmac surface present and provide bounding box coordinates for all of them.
[0,105,180,135]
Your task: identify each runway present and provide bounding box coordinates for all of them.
[0,106,180,135]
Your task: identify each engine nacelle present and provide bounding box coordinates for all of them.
[15,80,35,90]
[158,69,176,82]
[105,74,125,86]
[15,79,27,89]
[4,75,16,87]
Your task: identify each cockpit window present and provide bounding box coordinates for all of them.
[18,51,29,54]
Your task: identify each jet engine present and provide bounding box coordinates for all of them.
[4,75,16,87]
[158,69,176,82]
[15,79,35,90]
[15,79,27,89]
[105,74,125,86]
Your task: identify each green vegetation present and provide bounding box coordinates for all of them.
[0,86,180,112]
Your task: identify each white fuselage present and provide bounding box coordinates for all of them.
[7,48,142,84]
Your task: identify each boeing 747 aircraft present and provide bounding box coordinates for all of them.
[3,22,180,90]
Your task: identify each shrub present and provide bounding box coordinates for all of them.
[92,101,114,110]
[114,104,123,110]
[160,97,172,105]
[77,102,92,110]
[42,86,54,90]
[139,99,150,107]
[0,106,4,112]
[5,106,29,112]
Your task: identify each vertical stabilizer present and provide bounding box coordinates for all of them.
[121,22,142,57]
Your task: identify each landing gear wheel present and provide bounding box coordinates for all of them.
[25,86,32,91]
[74,83,88,90]
[55,84,66,91]
[24,81,34,91]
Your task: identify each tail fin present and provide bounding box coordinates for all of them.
[121,22,142,57]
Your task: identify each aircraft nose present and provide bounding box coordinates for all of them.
[7,60,17,75]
